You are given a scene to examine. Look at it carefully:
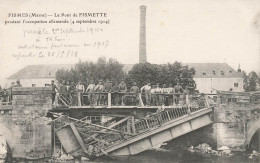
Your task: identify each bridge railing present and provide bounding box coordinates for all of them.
[56,92,208,108]
[92,99,208,153]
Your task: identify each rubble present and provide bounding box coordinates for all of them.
[0,136,7,160]
[50,153,74,162]
[248,150,260,160]
[188,143,233,156]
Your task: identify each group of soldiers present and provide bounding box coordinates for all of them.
[53,79,188,106]
[0,80,22,103]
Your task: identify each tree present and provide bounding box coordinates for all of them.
[243,71,259,92]
[56,57,124,85]
[125,62,196,92]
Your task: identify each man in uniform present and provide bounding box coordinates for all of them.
[59,80,68,105]
[86,80,95,105]
[130,82,139,105]
[141,82,152,106]
[68,82,77,106]
[1,89,8,103]
[14,80,22,87]
[94,80,104,106]
[103,79,112,105]
[161,84,168,105]
[167,83,174,105]
[118,79,127,105]
[111,82,120,106]
[173,82,184,105]
[51,80,59,106]
[151,85,156,106]
[155,83,162,106]
[76,81,85,105]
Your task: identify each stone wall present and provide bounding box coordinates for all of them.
[214,92,260,151]
[0,87,53,159]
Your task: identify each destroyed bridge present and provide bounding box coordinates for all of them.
[0,87,259,160]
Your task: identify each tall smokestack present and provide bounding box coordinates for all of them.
[139,5,147,63]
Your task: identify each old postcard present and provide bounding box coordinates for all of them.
[0,0,259,162]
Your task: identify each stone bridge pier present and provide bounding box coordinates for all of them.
[214,91,260,151]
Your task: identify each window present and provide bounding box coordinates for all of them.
[229,70,232,73]
[221,71,224,76]
[202,72,206,76]
[213,71,216,75]
[234,83,238,87]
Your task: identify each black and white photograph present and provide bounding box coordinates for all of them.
[0,0,260,162]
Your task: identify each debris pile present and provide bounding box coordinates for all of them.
[50,151,74,162]
[188,143,233,156]
[0,136,7,160]
[248,150,260,160]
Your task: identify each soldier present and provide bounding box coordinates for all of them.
[151,85,156,106]
[59,81,68,105]
[155,83,162,106]
[161,84,168,105]
[111,82,120,106]
[173,82,184,104]
[167,83,174,105]
[1,89,8,103]
[86,80,95,105]
[68,82,77,106]
[51,80,59,105]
[141,82,151,106]
[130,82,139,105]
[103,79,112,105]
[118,79,127,105]
[14,80,22,87]
[76,81,85,105]
[94,80,104,105]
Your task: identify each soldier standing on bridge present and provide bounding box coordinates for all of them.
[111,82,120,106]
[68,82,77,106]
[76,81,85,105]
[167,83,174,106]
[141,82,151,106]
[130,82,140,105]
[94,80,104,106]
[162,84,168,105]
[103,79,112,105]
[151,85,156,106]
[51,80,59,106]
[155,83,162,106]
[86,80,95,106]
[118,79,127,106]
[173,82,184,105]
[14,80,22,87]
[59,81,68,105]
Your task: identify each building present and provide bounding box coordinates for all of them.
[184,63,243,94]
[123,63,243,94]
[7,63,243,93]
[7,64,73,87]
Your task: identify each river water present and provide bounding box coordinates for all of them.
[87,149,259,163]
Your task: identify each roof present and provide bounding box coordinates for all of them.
[8,64,73,79]
[8,63,242,80]
[184,63,242,78]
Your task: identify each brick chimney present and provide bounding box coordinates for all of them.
[139,5,147,63]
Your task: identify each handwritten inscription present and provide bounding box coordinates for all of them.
[2,12,111,60]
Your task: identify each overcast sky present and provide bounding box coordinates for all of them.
[0,0,260,86]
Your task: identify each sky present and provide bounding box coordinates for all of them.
[0,0,260,86]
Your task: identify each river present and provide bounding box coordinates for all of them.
[86,149,258,163]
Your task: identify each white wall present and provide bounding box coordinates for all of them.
[7,78,54,88]
[194,78,243,94]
